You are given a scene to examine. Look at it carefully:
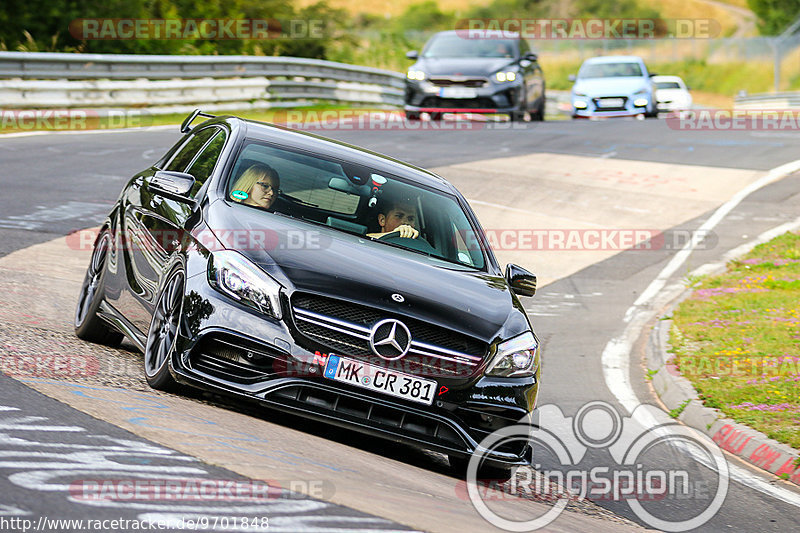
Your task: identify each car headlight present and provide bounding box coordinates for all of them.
[407,70,426,81]
[486,331,538,377]
[208,250,282,319]
[495,71,517,83]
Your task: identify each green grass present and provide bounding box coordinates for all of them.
[669,231,800,449]
[541,57,788,96]
[669,399,692,418]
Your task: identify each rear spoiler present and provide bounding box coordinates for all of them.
[180,109,217,133]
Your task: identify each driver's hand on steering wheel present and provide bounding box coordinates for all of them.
[393,224,419,239]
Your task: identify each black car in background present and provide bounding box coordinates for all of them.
[404,30,546,121]
[75,110,541,477]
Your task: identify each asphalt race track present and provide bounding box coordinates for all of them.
[1,118,800,532]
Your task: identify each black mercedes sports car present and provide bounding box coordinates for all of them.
[75,110,540,476]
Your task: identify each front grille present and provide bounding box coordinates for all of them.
[290,293,487,378]
[593,96,628,111]
[189,334,282,384]
[429,77,488,88]
[269,383,468,451]
[419,97,497,109]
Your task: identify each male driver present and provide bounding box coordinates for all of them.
[367,199,419,239]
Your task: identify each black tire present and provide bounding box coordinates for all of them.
[531,95,546,122]
[405,111,421,121]
[509,108,527,122]
[449,454,517,483]
[428,112,444,121]
[75,229,123,346]
[143,267,185,391]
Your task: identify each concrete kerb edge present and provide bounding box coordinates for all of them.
[646,274,800,486]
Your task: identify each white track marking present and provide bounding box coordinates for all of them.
[602,158,800,507]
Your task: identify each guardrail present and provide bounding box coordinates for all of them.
[734,91,800,109]
[0,51,405,112]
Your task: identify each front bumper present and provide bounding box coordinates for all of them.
[405,79,523,115]
[572,94,650,118]
[170,277,539,467]
[656,100,690,112]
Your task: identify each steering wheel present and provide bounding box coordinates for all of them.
[378,231,438,255]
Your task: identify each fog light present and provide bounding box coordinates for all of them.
[633,98,648,107]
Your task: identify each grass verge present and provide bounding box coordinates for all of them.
[669,231,800,450]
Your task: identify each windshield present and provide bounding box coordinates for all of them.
[579,62,644,79]
[423,34,516,58]
[656,81,681,89]
[227,140,488,270]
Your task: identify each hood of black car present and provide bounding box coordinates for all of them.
[413,57,515,78]
[207,202,529,343]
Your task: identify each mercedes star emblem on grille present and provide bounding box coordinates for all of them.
[391,293,404,303]
[369,319,412,360]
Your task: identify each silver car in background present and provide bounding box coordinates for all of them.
[652,75,693,113]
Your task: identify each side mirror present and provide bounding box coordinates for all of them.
[568,74,577,82]
[505,264,537,297]
[524,52,538,62]
[649,72,658,77]
[406,50,419,60]
[147,171,196,203]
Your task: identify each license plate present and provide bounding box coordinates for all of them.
[597,98,624,108]
[323,355,436,406]
[439,87,477,99]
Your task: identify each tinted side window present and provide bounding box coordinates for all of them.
[185,129,227,196]
[165,128,217,173]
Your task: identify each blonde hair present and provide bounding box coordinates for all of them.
[231,164,280,199]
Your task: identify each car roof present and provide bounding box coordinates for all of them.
[207,116,456,194]
[582,55,644,64]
